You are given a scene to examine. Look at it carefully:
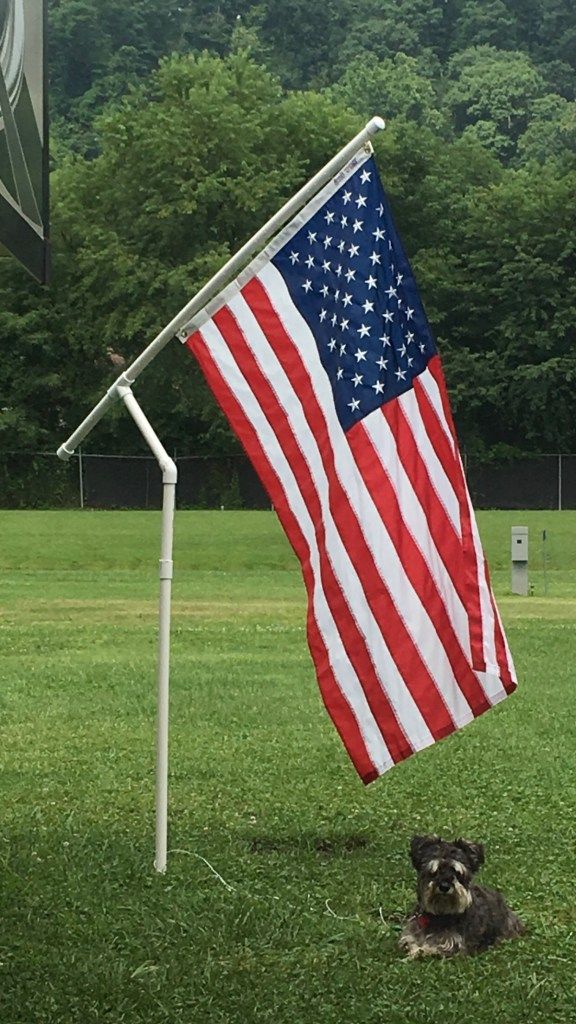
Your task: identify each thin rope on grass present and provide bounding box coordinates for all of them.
[324,898,364,922]
[169,847,382,925]
[170,849,279,902]
[181,852,237,893]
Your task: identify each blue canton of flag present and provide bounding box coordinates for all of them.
[272,156,437,432]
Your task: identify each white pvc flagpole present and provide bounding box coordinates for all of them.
[56,117,384,463]
[55,116,385,873]
[117,385,176,872]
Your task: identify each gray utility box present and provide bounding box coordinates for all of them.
[511,526,528,596]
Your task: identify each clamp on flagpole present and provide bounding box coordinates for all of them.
[56,371,135,462]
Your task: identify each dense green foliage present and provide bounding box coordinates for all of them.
[1,1,575,461]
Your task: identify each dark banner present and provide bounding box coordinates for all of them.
[0,0,49,284]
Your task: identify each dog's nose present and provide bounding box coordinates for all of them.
[438,879,452,893]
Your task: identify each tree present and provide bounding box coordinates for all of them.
[451,0,519,52]
[1,54,361,456]
[437,163,576,452]
[4,25,576,467]
[48,0,181,152]
[516,93,576,165]
[443,46,548,160]
[329,53,446,132]
[335,0,452,67]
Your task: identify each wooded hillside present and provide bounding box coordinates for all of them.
[1,0,575,460]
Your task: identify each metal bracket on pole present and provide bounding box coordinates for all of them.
[117,385,176,873]
[57,371,135,462]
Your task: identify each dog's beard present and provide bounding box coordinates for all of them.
[422,880,472,916]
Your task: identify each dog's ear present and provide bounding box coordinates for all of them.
[455,838,485,873]
[410,834,440,871]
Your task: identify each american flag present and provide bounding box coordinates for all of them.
[180,146,517,783]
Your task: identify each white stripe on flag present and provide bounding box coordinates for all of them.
[398,387,462,536]
[418,369,458,455]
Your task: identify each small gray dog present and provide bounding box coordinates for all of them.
[400,835,525,958]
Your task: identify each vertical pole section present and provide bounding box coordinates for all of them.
[117,385,177,873]
[156,478,175,874]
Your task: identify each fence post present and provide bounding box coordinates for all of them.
[558,454,562,511]
[78,447,84,509]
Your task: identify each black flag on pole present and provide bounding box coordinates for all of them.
[0,0,49,284]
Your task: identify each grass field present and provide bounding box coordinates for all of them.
[1,510,575,1024]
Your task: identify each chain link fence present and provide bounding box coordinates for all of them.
[0,451,270,510]
[464,454,576,511]
[1,450,576,511]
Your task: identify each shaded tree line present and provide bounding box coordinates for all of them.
[1,2,575,470]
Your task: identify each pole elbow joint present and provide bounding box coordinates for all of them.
[161,459,178,485]
[57,442,74,462]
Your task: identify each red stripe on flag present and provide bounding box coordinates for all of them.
[239,279,458,741]
[185,331,385,782]
[485,559,516,692]
[426,355,461,448]
[379,396,466,607]
[413,364,486,673]
[426,316,516,690]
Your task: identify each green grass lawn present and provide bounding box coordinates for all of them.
[1,510,575,1024]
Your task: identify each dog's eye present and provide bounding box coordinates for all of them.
[451,861,467,878]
